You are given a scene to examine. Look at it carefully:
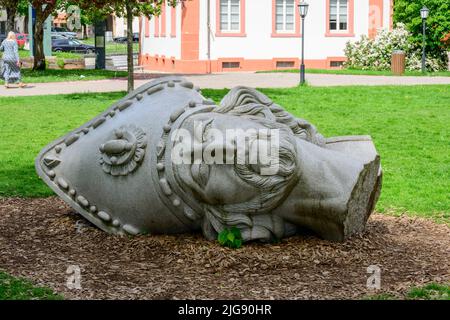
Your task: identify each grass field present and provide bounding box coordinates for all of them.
[367,283,450,300]
[18,49,84,70]
[18,38,139,57]
[18,49,83,61]
[82,38,139,55]
[0,86,449,221]
[0,271,62,300]
[0,69,128,84]
[1,49,129,84]
[259,68,450,77]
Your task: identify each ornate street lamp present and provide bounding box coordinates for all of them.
[298,1,309,85]
[420,6,429,73]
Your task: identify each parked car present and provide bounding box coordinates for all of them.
[51,27,77,39]
[52,38,95,54]
[52,33,69,40]
[113,33,139,43]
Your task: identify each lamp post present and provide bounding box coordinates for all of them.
[298,1,309,85]
[94,19,106,70]
[420,6,429,73]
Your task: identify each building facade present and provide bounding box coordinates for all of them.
[107,15,140,39]
[139,0,393,73]
[0,9,26,35]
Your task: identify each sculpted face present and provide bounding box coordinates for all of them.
[174,112,281,206]
[171,108,302,243]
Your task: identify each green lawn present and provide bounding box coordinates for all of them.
[259,68,450,77]
[18,49,85,70]
[82,38,139,55]
[0,271,62,300]
[9,49,128,83]
[407,283,450,300]
[0,86,449,221]
[3,49,129,84]
[18,49,83,61]
[18,38,139,57]
[367,283,450,300]
[0,69,128,84]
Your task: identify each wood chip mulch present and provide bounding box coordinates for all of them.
[0,197,449,300]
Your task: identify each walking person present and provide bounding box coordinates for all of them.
[0,31,25,88]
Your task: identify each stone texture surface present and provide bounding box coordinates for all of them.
[36,76,383,242]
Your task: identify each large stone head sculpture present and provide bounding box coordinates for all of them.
[36,77,382,242]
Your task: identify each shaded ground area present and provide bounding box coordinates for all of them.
[0,197,448,300]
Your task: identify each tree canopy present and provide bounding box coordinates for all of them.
[393,0,450,59]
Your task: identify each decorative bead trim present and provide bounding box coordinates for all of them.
[154,81,216,224]
[41,78,209,236]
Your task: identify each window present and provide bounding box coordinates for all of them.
[220,0,240,32]
[330,61,344,68]
[329,0,348,31]
[222,61,240,69]
[276,0,295,32]
[276,61,295,68]
[216,0,246,37]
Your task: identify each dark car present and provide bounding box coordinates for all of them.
[113,32,139,43]
[52,33,69,40]
[0,34,6,43]
[52,38,95,54]
[51,27,77,39]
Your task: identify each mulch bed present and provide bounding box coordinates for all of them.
[0,197,448,300]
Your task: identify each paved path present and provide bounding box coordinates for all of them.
[1,72,449,97]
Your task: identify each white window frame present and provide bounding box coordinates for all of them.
[275,0,296,33]
[220,0,241,33]
[329,0,349,32]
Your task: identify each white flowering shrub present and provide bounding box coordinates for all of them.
[344,23,446,72]
[405,53,444,72]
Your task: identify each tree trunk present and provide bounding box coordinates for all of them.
[6,7,17,33]
[32,4,55,70]
[33,9,46,70]
[24,12,29,34]
[83,24,88,39]
[126,4,134,93]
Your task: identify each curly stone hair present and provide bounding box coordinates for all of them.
[201,116,299,242]
[215,86,326,147]
[175,86,324,242]
[201,87,324,242]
